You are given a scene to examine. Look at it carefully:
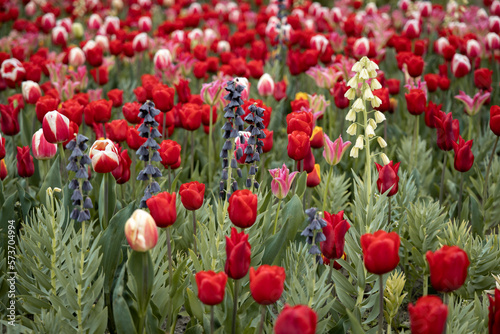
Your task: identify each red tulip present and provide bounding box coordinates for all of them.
[405,89,426,116]
[21,80,41,104]
[262,129,273,153]
[126,125,148,150]
[491,105,500,136]
[373,87,390,112]
[152,84,175,112]
[320,210,350,260]
[360,230,400,275]
[59,99,84,125]
[146,192,177,228]
[0,134,5,159]
[426,245,470,292]
[407,55,424,78]
[42,111,70,144]
[179,103,202,131]
[274,305,317,334]
[159,139,181,167]
[90,66,109,85]
[409,296,448,334]
[228,189,257,229]
[195,271,228,305]
[201,105,217,126]
[89,139,120,173]
[105,119,128,142]
[111,147,132,184]
[434,112,459,151]
[179,181,205,211]
[375,161,400,196]
[286,110,313,137]
[0,103,20,136]
[123,102,142,124]
[249,265,286,305]
[32,129,57,160]
[424,74,440,93]
[175,78,191,104]
[225,227,251,280]
[85,99,113,124]
[306,164,321,187]
[489,288,500,334]
[16,146,34,177]
[273,80,287,102]
[0,159,7,180]
[424,101,442,129]
[287,131,311,161]
[35,95,60,122]
[452,136,474,172]
[474,68,493,90]
[107,89,123,108]
[386,79,400,95]
[310,126,324,149]
[84,42,103,67]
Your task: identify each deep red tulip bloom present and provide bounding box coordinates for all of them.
[360,230,400,275]
[424,74,440,93]
[195,271,227,305]
[409,296,448,334]
[405,89,426,116]
[16,146,34,178]
[407,55,424,78]
[0,103,20,136]
[175,78,191,104]
[89,139,120,173]
[426,245,470,292]
[386,79,400,95]
[126,125,148,150]
[373,87,390,112]
[286,110,313,137]
[59,99,84,125]
[0,159,7,180]
[159,139,181,167]
[0,134,5,159]
[474,68,493,90]
[111,147,132,184]
[146,192,177,228]
[249,265,286,305]
[105,119,128,143]
[262,129,273,153]
[179,181,205,211]
[107,89,123,107]
[489,288,500,334]
[375,161,400,196]
[274,305,317,334]
[179,103,202,131]
[320,210,350,260]
[434,112,459,151]
[287,131,311,161]
[123,102,142,124]
[452,136,474,172]
[225,227,251,280]
[87,99,113,124]
[35,95,60,122]
[201,104,217,126]
[133,86,147,103]
[90,66,109,85]
[306,164,321,188]
[424,101,442,129]
[490,105,500,136]
[273,80,287,102]
[85,43,103,67]
[152,84,175,112]
[228,189,257,229]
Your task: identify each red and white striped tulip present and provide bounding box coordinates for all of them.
[88,14,102,30]
[133,33,149,52]
[257,74,275,97]
[42,111,70,144]
[32,129,57,160]
[125,209,159,252]
[466,39,481,58]
[451,54,471,78]
[22,81,41,104]
[69,47,86,67]
[486,32,500,50]
[89,139,120,173]
[138,16,152,32]
[153,49,172,70]
[52,26,68,46]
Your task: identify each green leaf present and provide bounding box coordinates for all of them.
[470,194,483,237]
[261,195,304,265]
[128,250,154,315]
[37,155,62,208]
[346,309,365,334]
[99,172,117,229]
[294,171,307,199]
[113,266,138,334]
[186,288,204,322]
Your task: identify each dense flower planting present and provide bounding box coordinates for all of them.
[1,0,500,333]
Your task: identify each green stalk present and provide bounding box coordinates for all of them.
[208,104,214,185]
[387,199,391,226]
[103,172,109,230]
[49,189,57,295]
[409,116,419,171]
[484,136,499,202]
[257,305,266,334]
[58,142,68,182]
[272,198,282,235]
[378,275,384,334]
[231,279,239,334]
[190,130,195,175]
[468,115,473,141]
[439,153,447,206]
[457,173,465,218]
[192,210,197,255]
[210,306,215,334]
[222,143,235,221]
[77,220,85,333]
[423,274,428,296]
[323,164,334,212]
[363,100,372,206]
[166,227,174,332]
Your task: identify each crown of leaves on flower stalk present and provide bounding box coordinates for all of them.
[301,207,327,264]
[136,100,162,208]
[344,56,389,164]
[66,134,93,222]
[243,103,266,190]
[219,80,245,199]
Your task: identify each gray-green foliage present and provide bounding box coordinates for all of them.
[15,190,107,333]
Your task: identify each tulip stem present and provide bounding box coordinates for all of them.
[378,275,384,334]
[210,306,214,334]
[58,142,68,182]
[443,293,449,334]
[409,116,419,171]
[439,153,447,206]
[322,164,334,213]
[103,172,109,230]
[162,112,167,139]
[387,199,391,226]
[231,279,239,334]
[457,173,464,219]
[363,101,372,206]
[484,136,499,202]
[168,166,172,192]
[208,105,214,186]
[468,115,473,141]
[192,210,197,256]
[329,258,334,285]
[166,227,174,332]
[257,305,266,334]
[273,198,282,235]
[423,274,428,296]
[190,131,195,175]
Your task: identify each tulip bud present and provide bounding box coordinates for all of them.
[195,271,228,305]
[42,111,70,144]
[52,26,68,46]
[124,209,158,252]
[22,80,41,104]
[275,305,317,334]
[257,73,275,97]
[487,32,500,50]
[153,49,172,71]
[88,14,103,30]
[353,37,370,58]
[16,146,34,178]
[72,22,84,39]
[0,159,7,180]
[133,32,149,52]
[69,47,86,67]
[41,13,56,32]
[409,296,448,334]
[32,129,57,160]
[138,16,152,32]
[89,139,120,173]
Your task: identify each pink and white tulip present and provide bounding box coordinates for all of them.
[22,81,41,104]
[133,32,149,52]
[32,129,57,160]
[455,90,491,116]
[138,16,152,32]
[486,32,500,50]
[466,39,481,58]
[323,134,351,166]
[42,111,70,144]
[89,139,120,173]
[269,164,298,199]
[154,49,172,70]
[69,47,86,67]
[257,74,275,97]
[125,210,158,252]
[88,14,102,30]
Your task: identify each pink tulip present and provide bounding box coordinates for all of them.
[257,73,275,97]
[269,164,298,199]
[323,134,351,166]
[353,37,370,58]
[455,90,491,116]
[32,129,57,160]
[201,79,225,108]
